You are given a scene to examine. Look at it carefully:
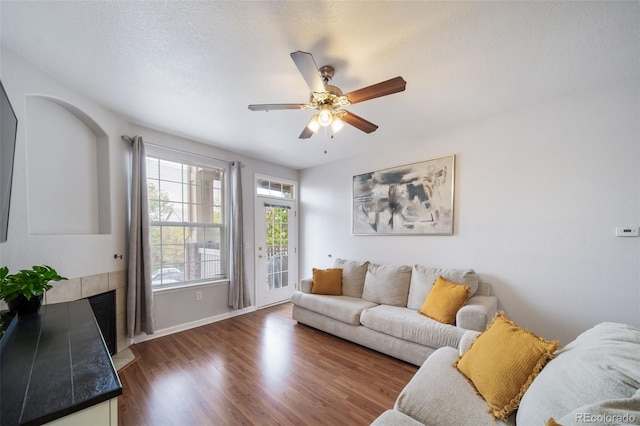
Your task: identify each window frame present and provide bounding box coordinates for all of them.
[145,145,230,292]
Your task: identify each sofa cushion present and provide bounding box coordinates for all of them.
[360,305,466,349]
[407,265,478,310]
[516,322,640,425]
[290,291,378,325]
[311,268,342,295]
[455,313,558,420]
[362,263,412,306]
[333,258,369,298]
[419,276,470,324]
[395,346,510,426]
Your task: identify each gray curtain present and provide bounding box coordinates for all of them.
[126,136,154,337]
[229,161,251,309]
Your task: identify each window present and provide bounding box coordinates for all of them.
[146,153,227,289]
[256,178,294,199]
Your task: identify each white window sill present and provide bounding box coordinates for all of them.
[152,279,230,295]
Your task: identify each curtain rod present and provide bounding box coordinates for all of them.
[121,135,244,167]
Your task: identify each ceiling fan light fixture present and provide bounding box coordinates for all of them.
[318,105,333,127]
[331,117,345,133]
[306,115,321,133]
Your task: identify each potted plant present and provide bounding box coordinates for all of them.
[0,265,67,316]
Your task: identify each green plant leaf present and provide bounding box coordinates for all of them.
[0,265,67,303]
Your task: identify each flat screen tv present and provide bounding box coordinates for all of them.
[0,80,18,242]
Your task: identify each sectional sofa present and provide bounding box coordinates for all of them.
[291,258,498,366]
[372,321,640,425]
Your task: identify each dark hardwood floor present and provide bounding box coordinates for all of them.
[118,303,417,426]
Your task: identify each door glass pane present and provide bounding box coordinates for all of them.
[265,206,289,291]
[256,178,295,200]
[256,179,270,196]
[282,184,293,199]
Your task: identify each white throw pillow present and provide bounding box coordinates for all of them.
[362,263,412,306]
[333,258,369,298]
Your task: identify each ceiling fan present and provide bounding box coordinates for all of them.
[248,51,407,139]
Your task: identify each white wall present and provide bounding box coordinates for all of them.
[0,46,130,278]
[26,95,110,235]
[300,79,640,345]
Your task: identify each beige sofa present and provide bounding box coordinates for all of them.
[372,322,640,425]
[291,259,498,366]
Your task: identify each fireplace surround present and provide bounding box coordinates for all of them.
[44,269,128,353]
[87,290,116,355]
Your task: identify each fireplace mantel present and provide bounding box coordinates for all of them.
[0,299,122,425]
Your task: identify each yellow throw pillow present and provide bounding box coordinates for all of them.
[418,276,470,324]
[455,313,559,420]
[311,268,343,295]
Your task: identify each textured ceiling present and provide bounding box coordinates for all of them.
[1,1,639,170]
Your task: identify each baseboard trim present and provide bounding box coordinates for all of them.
[257,300,291,310]
[132,306,257,344]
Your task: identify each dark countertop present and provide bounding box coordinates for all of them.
[0,299,122,426]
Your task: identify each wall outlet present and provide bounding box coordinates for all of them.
[615,226,639,237]
[195,291,203,301]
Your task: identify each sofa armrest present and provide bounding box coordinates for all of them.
[299,278,313,293]
[456,295,498,332]
[475,281,492,296]
[394,347,510,425]
[459,330,480,355]
[371,410,425,426]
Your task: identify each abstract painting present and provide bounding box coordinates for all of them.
[352,155,455,235]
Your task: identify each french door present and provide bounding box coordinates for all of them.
[255,196,297,308]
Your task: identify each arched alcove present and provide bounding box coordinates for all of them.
[26,95,111,235]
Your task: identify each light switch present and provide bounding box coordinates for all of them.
[615,226,639,237]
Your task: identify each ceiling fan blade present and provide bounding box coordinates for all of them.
[345,76,407,105]
[248,103,306,111]
[342,110,379,133]
[299,126,314,139]
[290,51,325,94]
